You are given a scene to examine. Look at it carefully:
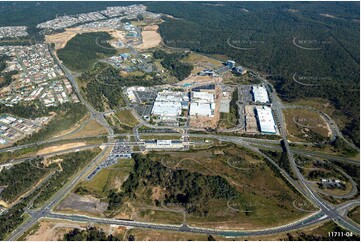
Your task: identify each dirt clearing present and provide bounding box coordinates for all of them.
[178,75,222,87]
[36,142,87,155]
[45,27,124,51]
[137,25,162,49]
[283,108,331,142]
[56,193,108,216]
[24,218,118,241]
[245,105,258,133]
[63,119,108,139]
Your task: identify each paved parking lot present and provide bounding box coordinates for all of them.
[135,104,153,117]
[135,90,157,103]
[86,140,132,180]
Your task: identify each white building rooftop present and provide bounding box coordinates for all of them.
[192,91,214,103]
[190,103,213,117]
[256,106,277,134]
[152,101,181,116]
[252,85,269,103]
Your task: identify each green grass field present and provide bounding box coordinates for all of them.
[283,108,330,142]
[114,110,140,127]
[77,159,135,198]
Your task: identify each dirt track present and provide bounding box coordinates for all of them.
[45,28,124,51]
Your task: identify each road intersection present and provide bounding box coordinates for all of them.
[3,49,360,240]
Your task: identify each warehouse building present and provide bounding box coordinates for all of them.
[192,91,214,103]
[190,91,215,117]
[190,102,214,116]
[255,106,277,134]
[152,101,182,117]
[252,85,269,103]
[151,90,189,118]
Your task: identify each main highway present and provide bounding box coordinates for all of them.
[6,146,112,241]
[4,52,359,240]
[262,77,360,234]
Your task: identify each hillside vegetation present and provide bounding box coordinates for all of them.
[58,32,116,72]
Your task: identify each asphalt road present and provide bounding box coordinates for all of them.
[45,210,328,237]
[49,45,114,137]
[6,146,111,241]
[3,50,359,239]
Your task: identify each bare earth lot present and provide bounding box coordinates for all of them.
[45,27,124,51]
[137,25,162,50]
[56,193,108,216]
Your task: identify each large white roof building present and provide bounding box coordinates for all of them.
[255,106,277,134]
[190,103,213,117]
[192,91,214,103]
[152,101,182,116]
[151,90,189,117]
[190,91,215,117]
[252,85,269,103]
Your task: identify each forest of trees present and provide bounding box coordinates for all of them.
[15,103,87,145]
[0,157,49,203]
[58,32,116,72]
[0,202,26,240]
[153,49,193,81]
[107,153,238,216]
[0,179,46,240]
[229,88,240,124]
[0,102,52,119]
[79,63,163,111]
[63,227,121,241]
[0,150,100,240]
[0,55,10,72]
[260,146,296,180]
[0,55,18,89]
[32,149,100,207]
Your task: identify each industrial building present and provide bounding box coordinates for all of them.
[252,85,269,103]
[189,91,215,117]
[233,66,247,75]
[190,103,214,116]
[151,90,189,117]
[198,69,217,77]
[192,91,214,103]
[255,106,277,134]
[226,60,235,68]
[152,101,182,117]
[145,140,184,150]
